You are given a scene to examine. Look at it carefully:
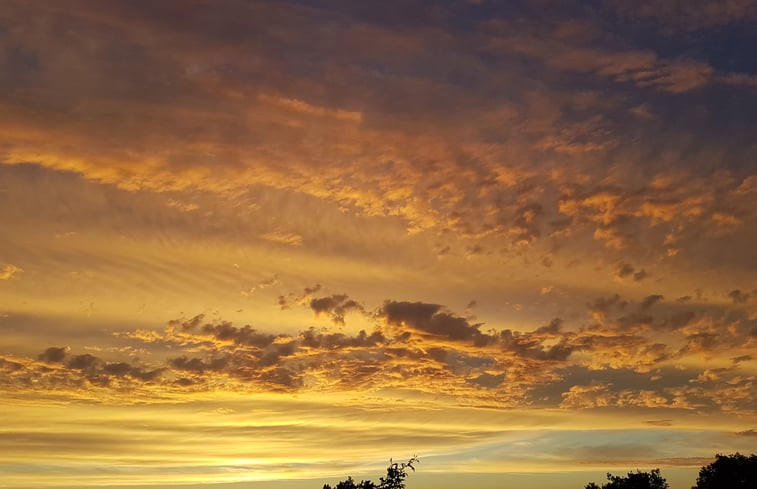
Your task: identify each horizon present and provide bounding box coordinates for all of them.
[1,1,756,488]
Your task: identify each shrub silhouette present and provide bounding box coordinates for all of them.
[323,457,419,489]
[691,453,757,489]
[585,469,668,489]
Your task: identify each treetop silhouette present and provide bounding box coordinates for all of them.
[691,452,757,489]
[323,457,419,489]
[585,468,668,489]
[322,453,757,489]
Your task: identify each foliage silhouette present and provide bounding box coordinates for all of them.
[585,469,668,489]
[323,457,419,489]
[691,453,757,489]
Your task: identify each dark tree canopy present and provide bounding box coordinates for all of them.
[585,469,668,489]
[323,457,419,489]
[692,453,757,489]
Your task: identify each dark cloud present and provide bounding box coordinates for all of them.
[259,367,302,390]
[680,332,719,354]
[606,0,757,32]
[67,353,100,371]
[7,288,756,413]
[616,312,654,329]
[534,318,563,335]
[728,289,751,304]
[169,356,229,373]
[633,269,648,282]
[589,294,628,317]
[500,329,575,361]
[169,314,206,332]
[172,314,280,348]
[258,341,298,367]
[0,357,24,372]
[299,328,386,350]
[102,362,163,381]
[616,263,635,278]
[309,294,365,325]
[467,372,505,389]
[662,310,697,330]
[380,300,490,344]
[640,294,664,310]
[200,322,277,348]
[102,362,132,376]
[38,346,68,363]
[25,348,166,389]
[303,284,322,297]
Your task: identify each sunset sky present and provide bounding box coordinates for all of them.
[1,1,756,488]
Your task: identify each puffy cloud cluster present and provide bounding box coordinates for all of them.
[2,291,753,414]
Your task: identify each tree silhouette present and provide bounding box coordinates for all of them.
[585,469,668,489]
[323,457,419,489]
[692,453,757,489]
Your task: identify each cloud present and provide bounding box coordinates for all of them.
[2,288,755,415]
[257,93,363,123]
[728,289,751,304]
[500,328,575,362]
[299,328,387,350]
[645,419,673,427]
[240,274,279,297]
[379,300,490,345]
[67,353,100,371]
[169,356,229,373]
[2,346,166,395]
[615,263,650,283]
[309,294,366,325]
[38,346,68,363]
[640,294,664,310]
[561,383,672,409]
[1,0,752,275]
[488,24,719,94]
[0,264,22,280]
[467,372,505,389]
[275,285,324,311]
[0,357,24,372]
[662,311,697,330]
[198,322,278,348]
[736,429,757,436]
[633,269,649,282]
[616,263,635,279]
[607,0,757,32]
[261,231,304,247]
[589,294,628,321]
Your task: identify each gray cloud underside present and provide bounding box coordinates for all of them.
[2,292,754,413]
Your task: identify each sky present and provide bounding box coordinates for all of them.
[0,1,756,488]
